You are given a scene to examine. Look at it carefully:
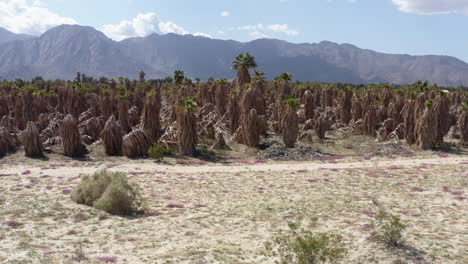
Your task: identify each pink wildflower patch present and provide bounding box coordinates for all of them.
[410,187,425,192]
[61,189,72,194]
[166,203,184,208]
[96,256,118,263]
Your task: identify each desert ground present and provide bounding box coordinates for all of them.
[0,138,467,264]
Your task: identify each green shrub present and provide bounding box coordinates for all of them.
[147,144,172,161]
[267,218,347,264]
[71,170,145,215]
[371,208,407,248]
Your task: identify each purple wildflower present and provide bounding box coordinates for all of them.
[166,203,184,208]
[411,187,425,192]
[21,170,31,175]
[61,189,72,194]
[4,220,23,228]
[96,256,118,263]
[307,179,318,183]
[193,203,208,208]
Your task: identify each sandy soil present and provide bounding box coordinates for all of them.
[0,152,467,264]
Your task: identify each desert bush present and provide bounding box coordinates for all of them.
[267,218,347,264]
[147,143,172,161]
[71,169,145,215]
[371,208,407,248]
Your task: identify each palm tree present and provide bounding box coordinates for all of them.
[232,53,257,87]
[274,72,293,83]
[173,70,185,85]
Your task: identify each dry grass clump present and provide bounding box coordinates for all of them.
[71,169,145,215]
[21,121,43,158]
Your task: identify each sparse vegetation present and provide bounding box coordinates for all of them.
[71,169,145,215]
[371,208,407,248]
[147,143,172,161]
[267,218,347,264]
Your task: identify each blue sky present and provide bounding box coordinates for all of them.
[1,0,468,62]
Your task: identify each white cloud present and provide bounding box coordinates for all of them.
[221,11,230,17]
[194,32,212,38]
[0,0,77,35]
[267,24,299,36]
[392,0,468,15]
[102,13,212,40]
[158,21,189,35]
[101,13,160,41]
[250,31,269,39]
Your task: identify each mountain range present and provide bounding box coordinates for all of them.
[1,24,468,86]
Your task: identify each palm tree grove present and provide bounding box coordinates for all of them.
[0,1,467,263]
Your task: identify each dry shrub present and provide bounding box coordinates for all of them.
[176,100,198,156]
[61,114,87,157]
[303,90,314,121]
[122,129,152,158]
[416,101,437,150]
[142,91,161,143]
[71,169,144,215]
[21,121,43,158]
[0,126,17,156]
[118,100,131,133]
[282,103,299,148]
[101,116,124,156]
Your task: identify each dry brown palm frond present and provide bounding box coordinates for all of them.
[21,121,43,158]
[61,114,87,157]
[101,115,124,156]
